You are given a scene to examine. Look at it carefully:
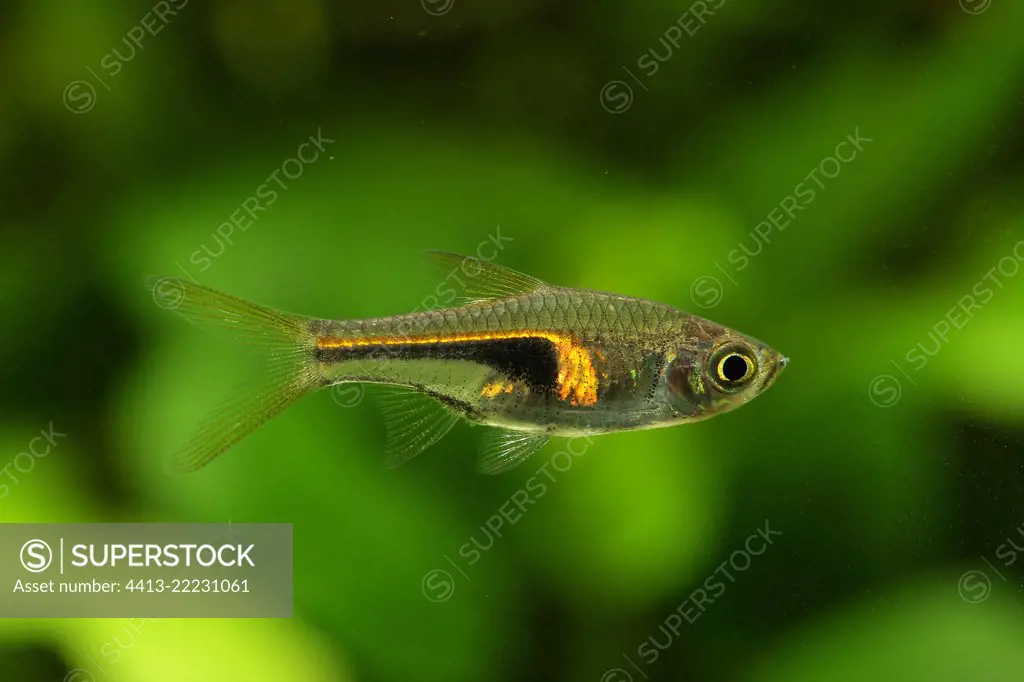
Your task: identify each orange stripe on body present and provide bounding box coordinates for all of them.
[317,330,599,406]
[480,381,515,398]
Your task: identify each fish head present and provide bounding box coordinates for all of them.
[663,321,786,420]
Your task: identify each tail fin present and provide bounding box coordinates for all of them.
[149,277,320,473]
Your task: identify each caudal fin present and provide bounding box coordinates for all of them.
[149,277,320,473]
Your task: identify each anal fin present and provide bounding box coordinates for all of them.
[477,428,549,475]
[367,385,462,468]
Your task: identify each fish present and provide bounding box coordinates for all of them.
[151,252,787,474]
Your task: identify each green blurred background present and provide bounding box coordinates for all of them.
[2,0,1023,680]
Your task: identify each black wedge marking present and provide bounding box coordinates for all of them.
[314,336,560,393]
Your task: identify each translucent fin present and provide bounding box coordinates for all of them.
[424,251,547,302]
[367,385,462,468]
[476,429,549,475]
[168,372,313,473]
[148,277,313,346]
[148,277,320,473]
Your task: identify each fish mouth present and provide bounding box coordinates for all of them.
[762,356,788,389]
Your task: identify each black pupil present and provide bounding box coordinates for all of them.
[722,355,749,382]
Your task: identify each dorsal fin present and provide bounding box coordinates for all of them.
[424,251,547,303]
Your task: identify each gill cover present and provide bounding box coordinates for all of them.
[665,355,712,416]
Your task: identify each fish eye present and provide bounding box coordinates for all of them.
[709,346,756,391]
